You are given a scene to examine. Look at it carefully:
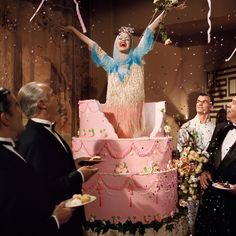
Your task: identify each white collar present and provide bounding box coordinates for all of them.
[0,137,15,147]
[31,118,54,126]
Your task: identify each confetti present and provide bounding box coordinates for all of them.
[29,0,87,33]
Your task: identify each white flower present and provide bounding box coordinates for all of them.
[187,196,192,201]
[171,0,178,5]
[164,125,171,134]
[179,199,188,207]
[164,38,172,45]
[189,175,198,183]
[180,185,186,190]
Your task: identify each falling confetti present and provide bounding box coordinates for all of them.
[207,0,212,43]
[29,0,87,33]
[225,47,236,62]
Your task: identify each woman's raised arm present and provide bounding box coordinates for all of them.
[61,26,95,50]
[148,10,167,33]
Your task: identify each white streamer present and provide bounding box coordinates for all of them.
[30,0,87,34]
[30,0,46,22]
[225,48,236,62]
[73,0,87,33]
[207,0,212,44]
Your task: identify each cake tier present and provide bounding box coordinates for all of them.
[74,99,177,225]
[73,137,177,223]
[78,100,118,139]
[72,137,173,172]
[83,169,178,223]
[77,100,165,139]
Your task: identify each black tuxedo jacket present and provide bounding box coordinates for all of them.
[17,119,84,235]
[0,144,58,236]
[195,122,236,235]
[205,122,236,183]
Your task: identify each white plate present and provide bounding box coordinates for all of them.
[212,182,233,190]
[79,158,104,166]
[65,195,96,208]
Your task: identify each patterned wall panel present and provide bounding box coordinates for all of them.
[207,65,236,121]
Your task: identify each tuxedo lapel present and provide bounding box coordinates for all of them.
[213,147,222,170]
[0,144,26,166]
[217,141,236,173]
[209,125,229,170]
[53,130,71,154]
[28,120,70,154]
[213,123,236,174]
[26,120,74,165]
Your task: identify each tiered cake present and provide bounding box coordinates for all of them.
[72,100,178,224]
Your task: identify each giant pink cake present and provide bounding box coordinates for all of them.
[72,100,178,224]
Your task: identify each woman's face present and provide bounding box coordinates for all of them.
[116,32,131,53]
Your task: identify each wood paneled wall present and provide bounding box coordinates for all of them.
[0,0,90,142]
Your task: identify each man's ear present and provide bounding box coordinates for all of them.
[209,103,213,111]
[37,99,47,110]
[0,112,10,127]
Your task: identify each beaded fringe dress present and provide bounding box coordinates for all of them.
[91,28,154,138]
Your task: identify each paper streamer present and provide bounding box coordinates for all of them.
[30,0,46,22]
[207,0,212,44]
[73,0,87,33]
[225,48,236,62]
[30,0,87,33]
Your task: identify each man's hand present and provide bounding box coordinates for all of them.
[53,201,74,226]
[76,156,102,167]
[79,166,98,182]
[230,184,236,195]
[200,171,212,189]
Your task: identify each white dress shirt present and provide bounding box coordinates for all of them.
[177,115,215,152]
[221,124,236,160]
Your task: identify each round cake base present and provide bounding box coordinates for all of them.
[83,214,189,236]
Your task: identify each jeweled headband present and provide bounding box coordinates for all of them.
[118,26,134,36]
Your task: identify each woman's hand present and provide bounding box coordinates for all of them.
[60,25,75,33]
[60,25,94,49]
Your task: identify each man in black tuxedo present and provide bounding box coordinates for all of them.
[195,96,236,235]
[0,87,73,236]
[17,82,98,235]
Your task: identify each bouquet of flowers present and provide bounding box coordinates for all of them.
[153,0,186,11]
[174,131,208,206]
[153,0,186,44]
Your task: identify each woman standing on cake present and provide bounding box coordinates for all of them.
[62,10,166,138]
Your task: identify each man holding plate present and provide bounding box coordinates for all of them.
[0,88,74,235]
[17,82,98,235]
[195,96,236,235]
